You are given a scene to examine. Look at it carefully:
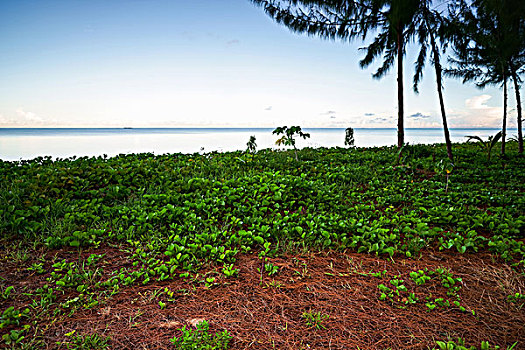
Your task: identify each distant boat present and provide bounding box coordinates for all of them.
[123,127,133,129]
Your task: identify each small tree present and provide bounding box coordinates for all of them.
[273,126,310,161]
[344,127,355,147]
[465,131,502,162]
[246,135,257,153]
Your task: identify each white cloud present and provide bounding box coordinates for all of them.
[0,108,63,127]
[448,94,506,128]
[465,94,493,110]
[16,108,43,123]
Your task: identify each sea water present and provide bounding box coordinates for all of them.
[0,128,511,161]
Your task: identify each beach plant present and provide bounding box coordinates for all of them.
[507,292,525,307]
[434,338,476,350]
[344,127,355,147]
[204,276,217,289]
[246,135,257,153]
[169,320,231,349]
[433,338,517,350]
[2,325,30,346]
[0,142,524,347]
[377,268,469,312]
[27,262,45,274]
[301,310,329,330]
[0,286,14,300]
[1,307,30,328]
[465,131,502,162]
[264,262,279,276]
[221,264,239,278]
[62,332,111,350]
[409,270,431,285]
[273,126,310,161]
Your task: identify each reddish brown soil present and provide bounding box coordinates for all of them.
[1,246,524,349]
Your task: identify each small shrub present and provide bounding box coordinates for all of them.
[273,126,310,161]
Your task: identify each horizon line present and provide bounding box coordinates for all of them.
[0,126,512,130]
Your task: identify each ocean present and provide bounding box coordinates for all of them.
[0,127,511,161]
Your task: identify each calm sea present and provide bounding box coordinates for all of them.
[0,128,511,161]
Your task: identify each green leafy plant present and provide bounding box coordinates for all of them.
[409,270,431,285]
[169,320,231,349]
[507,292,525,307]
[27,262,45,274]
[465,131,502,162]
[204,276,217,289]
[2,325,30,346]
[62,332,111,350]
[1,307,29,328]
[221,264,239,278]
[377,268,469,312]
[433,338,517,350]
[377,276,409,305]
[434,338,476,350]
[264,262,279,276]
[1,286,14,300]
[265,279,282,289]
[273,126,311,161]
[301,310,329,330]
[0,142,524,348]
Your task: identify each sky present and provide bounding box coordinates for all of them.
[0,0,522,128]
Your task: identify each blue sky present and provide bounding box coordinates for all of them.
[0,0,521,128]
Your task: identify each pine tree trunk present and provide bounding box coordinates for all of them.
[511,69,523,154]
[397,25,404,149]
[501,74,507,156]
[428,26,453,161]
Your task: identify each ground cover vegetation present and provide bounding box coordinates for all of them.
[0,141,524,349]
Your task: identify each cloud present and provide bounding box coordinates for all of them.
[370,117,390,123]
[364,113,375,116]
[408,112,431,119]
[448,94,507,128]
[465,94,494,110]
[226,39,240,46]
[16,108,43,122]
[0,108,60,127]
[264,106,272,111]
